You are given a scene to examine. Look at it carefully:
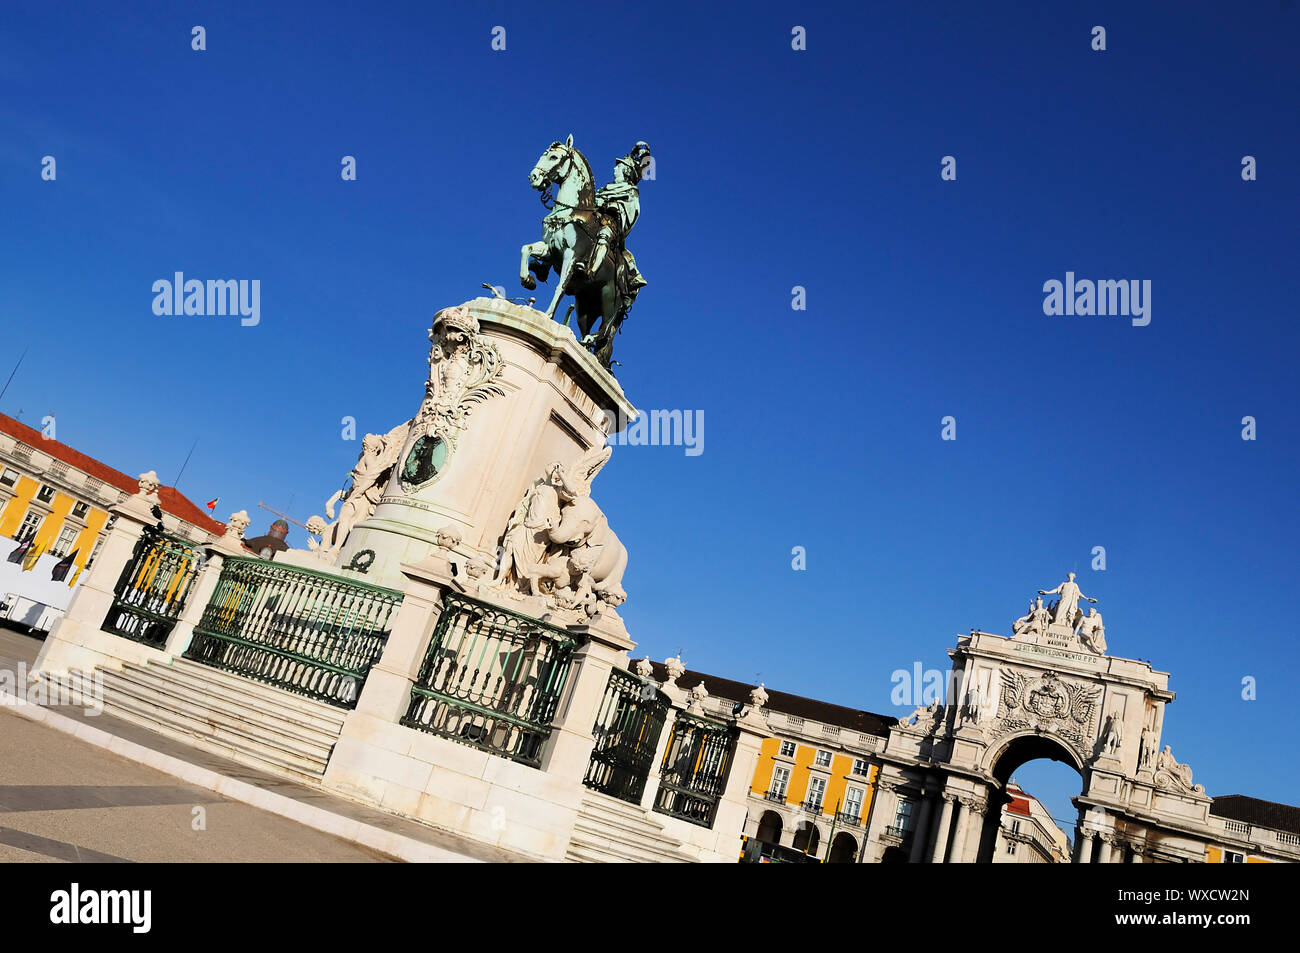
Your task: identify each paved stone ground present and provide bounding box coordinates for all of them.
[0,708,396,862]
[0,626,520,863]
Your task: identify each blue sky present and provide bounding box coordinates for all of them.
[2,2,1297,826]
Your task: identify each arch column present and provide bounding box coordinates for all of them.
[1075,806,1112,863]
[948,794,987,862]
[907,783,936,863]
[930,792,957,863]
[1071,805,1087,862]
[1097,832,1116,863]
[1076,829,1096,863]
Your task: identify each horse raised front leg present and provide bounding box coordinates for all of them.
[545,249,574,320]
[520,241,546,291]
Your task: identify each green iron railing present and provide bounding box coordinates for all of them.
[103,528,202,649]
[584,667,669,804]
[401,592,582,768]
[653,711,739,829]
[185,556,403,709]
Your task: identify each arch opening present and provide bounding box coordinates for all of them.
[989,733,1084,783]
[978,734,1084,863]
[827,831,858,864]
[792,821,820,856]
[756,810,783,846]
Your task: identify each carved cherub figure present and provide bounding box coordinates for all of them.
[304,515,328,552]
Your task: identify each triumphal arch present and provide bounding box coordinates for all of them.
[862,573,1217,863]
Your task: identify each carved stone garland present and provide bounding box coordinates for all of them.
[400,306,505,492]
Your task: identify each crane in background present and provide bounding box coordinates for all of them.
[256,502,316,536]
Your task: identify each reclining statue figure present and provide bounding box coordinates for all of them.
[491,445,628,613]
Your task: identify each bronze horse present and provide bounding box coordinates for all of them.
[520,136,639,368]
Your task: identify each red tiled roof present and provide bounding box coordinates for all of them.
[0,412,225,536]
[1006,796,1032,817]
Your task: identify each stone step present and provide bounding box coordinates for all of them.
[564,842,624,863]
[112,662,346,737]
[52,671,333,782]
[91,669,337,761]
[565,835,660,863]
[82,696,328,781]
[569,822,694,863]
[577,796,684,839]
[99,705,329,783]
[577,806,681,842]
[571,810,687,848]
[568,791,698,862]
[564,837,691,868]
[565,840,669,863]
[159,658,348,727]
[58,669,332,766]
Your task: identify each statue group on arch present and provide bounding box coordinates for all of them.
[1012,571,1107,654]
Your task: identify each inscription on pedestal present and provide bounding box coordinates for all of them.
[1012,643,1102,666]
[378,495,439,513]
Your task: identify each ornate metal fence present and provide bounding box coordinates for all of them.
[653,711,738,828]
[185,556,402,708]
[584,667,669,804]
[401,593,581,767]
[103,528,202,649]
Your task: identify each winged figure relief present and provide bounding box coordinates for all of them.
[1000,670,1027,711]
[1067,683,1102,726]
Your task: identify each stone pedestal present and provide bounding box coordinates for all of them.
[336,297,636,592]
[1041,622,1077,648]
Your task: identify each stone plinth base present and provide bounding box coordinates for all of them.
[335,297,636,593]
[321,713,581,860]
[320,713,745,863]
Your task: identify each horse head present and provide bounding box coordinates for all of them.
[528,135,593,206]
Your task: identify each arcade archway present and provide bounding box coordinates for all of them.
[827,831,858,863]
[756,810,783,846]
[977,733,1083,863]
[792,821,820,855]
